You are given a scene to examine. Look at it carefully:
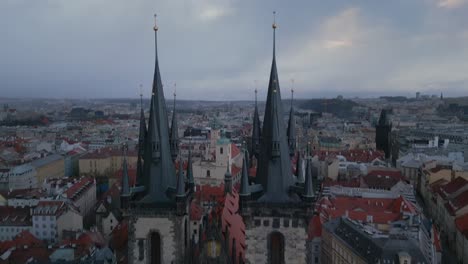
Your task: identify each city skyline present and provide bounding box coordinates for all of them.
[2,0,468,99]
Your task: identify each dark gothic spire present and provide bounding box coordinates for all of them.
[256,12,297,203]
[251,86,261,159]
[186,144,195,192]
[239,149,250,197]
[287,83,296,156]
[170,83,179,161]
[176,157,186,197]
[296,152,305,183]
[378,109,390,126]
[303,158,315,199]
[224,161,232,194]
[136,90,146,187]
[140,14,177,204]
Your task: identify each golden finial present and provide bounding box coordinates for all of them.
[272,11,277,29]
[153,14,159,31]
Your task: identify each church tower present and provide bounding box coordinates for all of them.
[127,15,192,264]
[375,109,392,159]
[239,12,313,264]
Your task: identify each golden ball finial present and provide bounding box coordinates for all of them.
[272,11,277,29]
[153,14,159,31]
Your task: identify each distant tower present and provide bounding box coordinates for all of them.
[224,162,233,195]
[440,92,443,100]
[169,83,179,161]
[239,12,312,264]
[375,109,392,159]
[251,87,262,160]
[127,15,192,264]
[287,81,296,157]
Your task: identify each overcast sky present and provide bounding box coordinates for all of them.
[2,0,468,100]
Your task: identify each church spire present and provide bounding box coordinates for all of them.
[256,12,296,203]
[140,14,177,204]
[251,84,261,159]
[170,83,179,161]
[136,87,146,187]
[186,145,195,192]
[303,158,315,199]
[296,152,305,183]
[287,80,296,156]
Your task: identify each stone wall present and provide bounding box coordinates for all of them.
[244,216,308,264]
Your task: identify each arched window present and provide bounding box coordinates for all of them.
[268,231,285,264]
[150,232,162,264]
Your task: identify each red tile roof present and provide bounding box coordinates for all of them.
[63,177,95,201]
[363,170,404,189]
[60,231,105,258]
[231,144,241,158]
[221,192,245,264]
[308,215,322,240]
[455,213,468,239]
[0,231,49,264]
[195,185,225,202]
[110,220,128,252]
[190,201,203,221]
[445,189,468,216]
[438,177,468,199]
[0,207,31,226]
[316,195,418,224]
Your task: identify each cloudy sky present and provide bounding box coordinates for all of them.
[2,0,468,100]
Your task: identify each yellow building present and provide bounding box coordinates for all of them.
[79,147,137,177]
[30,154,65,184]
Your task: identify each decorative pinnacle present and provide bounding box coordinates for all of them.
[153,14,159,31]
[173,82,177,110]
[139,84,143,108]
[272,11,277,29]
[291,79,295,107]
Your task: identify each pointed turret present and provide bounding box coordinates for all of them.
[140,15,177,204]
[296,152,305,183]
[176,157,186,197]
[303,158,315,200]
[239,149,250,197]
[170,85,179,161]
[186,146,195,192]
[224,162,232,194]
[256,12,297,203]
[287,86,296,156]
[136,92,146,187]
[251,88,261,159]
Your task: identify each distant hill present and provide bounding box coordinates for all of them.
[299,98,359,118]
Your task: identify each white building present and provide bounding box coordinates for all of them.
[32,200,82,243]
[0,164,38,190]
[192,138,243,186]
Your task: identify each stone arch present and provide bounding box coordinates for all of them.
[148,231,162,264]
[268,231,285,264]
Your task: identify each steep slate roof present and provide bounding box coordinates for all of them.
[255,18,297,203]
[286,93,296,156]
[136,100,147,186]
[139,20,177,204]
[251,90,261,159]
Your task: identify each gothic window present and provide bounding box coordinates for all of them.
[268,232,285,264]
[206,170,211,177]
[220,147,224,154]
[150,232,162,264]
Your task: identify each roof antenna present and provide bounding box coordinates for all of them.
[290,78,294,108]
